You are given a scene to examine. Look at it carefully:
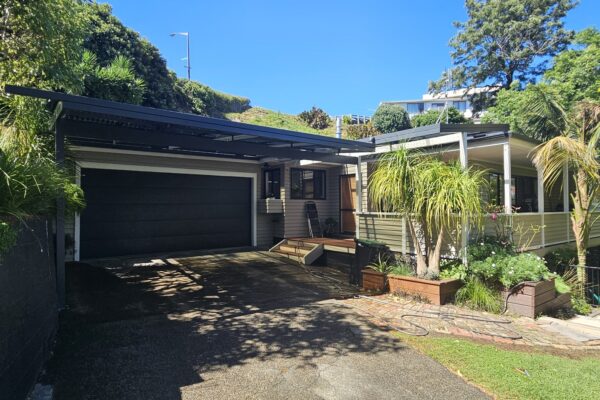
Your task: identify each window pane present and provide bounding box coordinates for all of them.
[314,171,326,199]
[452,101,466,112]
[487,173,502,207]
[303,170,315,199]
[290,168,326,199]
[263,169,281,199]
[291,169,302,199]
[406,103,423,114]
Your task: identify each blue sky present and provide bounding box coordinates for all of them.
[106,0,598,116]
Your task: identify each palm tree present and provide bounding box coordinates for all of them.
[531,92,600,286]
[369,148,485,276]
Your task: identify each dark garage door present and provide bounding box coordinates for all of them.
[80,168,252,258]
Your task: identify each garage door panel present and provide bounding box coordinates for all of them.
[82,172,242,190]
[83,203,250,223]
[82,187,249,206]
[82,217,249,240]
[82,233,248,259]
[80,168,252,258]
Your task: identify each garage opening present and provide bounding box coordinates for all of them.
[80,168,252,258]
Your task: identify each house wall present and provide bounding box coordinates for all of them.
[280,163,342,238]
[0,218,57,400]
[67,148,274,257]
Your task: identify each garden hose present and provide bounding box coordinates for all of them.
[354,295,523,340]
[262,251,523,340]
[501,282,527,314]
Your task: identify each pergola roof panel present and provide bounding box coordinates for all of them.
[5,86,374,164]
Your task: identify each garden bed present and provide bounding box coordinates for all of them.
[361,269,386,291]
[502,279,571,318]
[388,275,463,305]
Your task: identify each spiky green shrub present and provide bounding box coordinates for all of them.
[368,253,394,274]
[0,132,85,255]
[369,148,486,276]
[79,51,146,104]
[390,262,414,276]
[455,277,502,313]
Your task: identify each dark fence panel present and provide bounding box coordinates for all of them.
[0,218,57,400]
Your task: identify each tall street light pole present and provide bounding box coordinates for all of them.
[170,32,190,80]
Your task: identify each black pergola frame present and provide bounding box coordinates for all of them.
[6,86,373,163]
[6,85,375,308]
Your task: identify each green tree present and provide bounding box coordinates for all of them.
[483,82,567,140]
[369,149,485,276]
[1,0,88,131]
[83,3,183,110]
[411,107,469,127]
[80,52,145,104]
[484,28,600,139]
[371,104,411,133]
[430,0,576,100]
[531,92,600,288]
[0,0,88,253]
[544,28,600,105]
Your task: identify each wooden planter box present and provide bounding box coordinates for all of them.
[388,275,463,305]
[502,279,571,318]
[362,269,387,292]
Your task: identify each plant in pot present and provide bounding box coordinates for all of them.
[368,148,484,304]
[362,254,393,292]
[324,217,338,237]
[452,239,572,317]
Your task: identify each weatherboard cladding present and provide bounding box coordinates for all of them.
[280,165,341,238]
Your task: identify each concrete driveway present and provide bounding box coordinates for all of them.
[45,251,487,400]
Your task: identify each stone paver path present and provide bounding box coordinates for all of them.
[342,294,600,350]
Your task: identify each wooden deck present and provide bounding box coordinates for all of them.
[289,237,356,254]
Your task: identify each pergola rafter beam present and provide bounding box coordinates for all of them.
[60,118,359,164]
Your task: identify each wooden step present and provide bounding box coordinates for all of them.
[285,239,312,248]
[279,244,313,255]
[269,239,324,265]
[272,250,303,263]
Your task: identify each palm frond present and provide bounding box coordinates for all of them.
[523,85,568,140]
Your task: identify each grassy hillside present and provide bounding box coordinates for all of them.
[225,107,339,136]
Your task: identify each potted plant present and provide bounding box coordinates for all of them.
[324,217,338,237]
[351,239,388,286]
[387,260,463,305]
[362,254,393,292]
[495,253,570,318]
[368,149,484,301]
[454,240,572,317]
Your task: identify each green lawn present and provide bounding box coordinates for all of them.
[397,333,600,400]
[225,107,338,136]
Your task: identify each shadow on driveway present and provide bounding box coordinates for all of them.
[44,251,486,400]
